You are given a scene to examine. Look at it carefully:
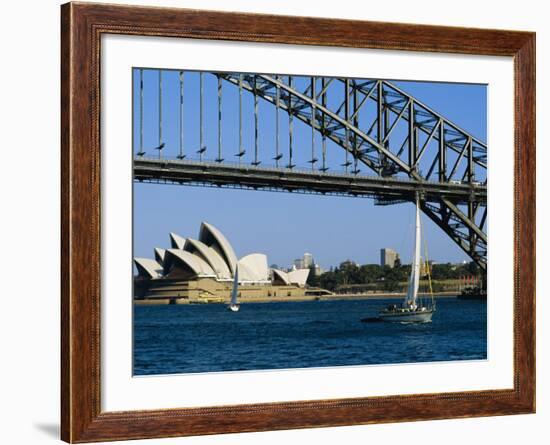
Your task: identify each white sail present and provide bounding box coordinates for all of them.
[404,197,421,309]
[230,265,239,306]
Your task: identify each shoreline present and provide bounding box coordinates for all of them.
[134,291,460,305]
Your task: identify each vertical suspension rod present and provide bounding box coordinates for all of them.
[199,72,205,160]
[217,76,223,162]
[253,77,260,165]
[353,80,359,174]
[321,77,327,172]
[157,70,163,158]
[238,74,243,163]
[408,100,415,170]
[275,75,281,167]
[178,71,185,159]
[467,136,474,182]
[288,76,294,169]
[377,81,383,173]
[438,119,445,181]
[138,68,145,156]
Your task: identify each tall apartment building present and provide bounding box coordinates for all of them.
[380,248,399,268]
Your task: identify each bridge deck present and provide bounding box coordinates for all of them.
[134,158,486,203]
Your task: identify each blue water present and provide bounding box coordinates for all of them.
[133,298,486,375]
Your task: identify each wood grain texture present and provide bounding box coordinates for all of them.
[60,2,536,442]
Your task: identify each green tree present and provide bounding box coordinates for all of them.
[306,265,319,287]
[319,271,337,291]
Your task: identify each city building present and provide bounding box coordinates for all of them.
[380,248,400,268]
[293,258,305,270]
[303,252,314,268]
[134,222,313,303]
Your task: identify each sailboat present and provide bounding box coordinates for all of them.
[228,265,240,312]
[378,196,436,323]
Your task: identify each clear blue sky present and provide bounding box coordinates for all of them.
[132,69,487,269]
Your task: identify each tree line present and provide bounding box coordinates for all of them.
[307,260,483,292]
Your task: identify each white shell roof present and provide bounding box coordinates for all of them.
[272,268,310,287]
[154,247,166,265]
[238,253,269,282]
[272,268,291,285]
[288,269,310,287]
[134,258,163,279]
[199,222,238,274]
[163,249,216,276]
[184,238,232,280]
[169,233,186,250]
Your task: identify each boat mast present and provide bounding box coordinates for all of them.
[405,195,421,308]
[230,265,239,306]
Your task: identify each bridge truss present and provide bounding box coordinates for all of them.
[133,70,488,270]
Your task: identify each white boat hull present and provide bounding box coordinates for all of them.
[379,310,433,323]
[228,304,240,312]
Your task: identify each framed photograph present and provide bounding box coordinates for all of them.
[61,2,535,442]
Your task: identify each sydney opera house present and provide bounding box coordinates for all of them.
[134,222,317,303]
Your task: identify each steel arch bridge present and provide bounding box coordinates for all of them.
[133,70,487,270]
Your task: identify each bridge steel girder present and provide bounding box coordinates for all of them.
[134,158,486,204]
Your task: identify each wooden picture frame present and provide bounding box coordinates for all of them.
[61,2,535,442]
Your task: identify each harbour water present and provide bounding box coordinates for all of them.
[133,297,486,376]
